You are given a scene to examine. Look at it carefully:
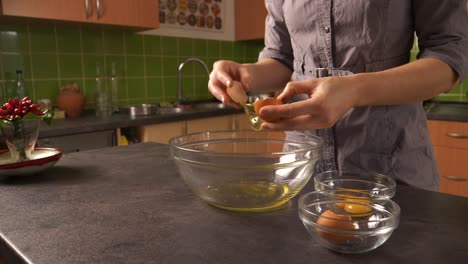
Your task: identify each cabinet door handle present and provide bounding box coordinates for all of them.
[85,0,92,18]
[443,175,468,182]
[96,0,103,18]
[447,133,468,139]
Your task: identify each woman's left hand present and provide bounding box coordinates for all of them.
[259,76,358,131]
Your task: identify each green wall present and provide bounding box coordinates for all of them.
[0,17,466,109]
[0,18,264,108]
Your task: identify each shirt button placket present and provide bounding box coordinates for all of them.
[324,26,330,33]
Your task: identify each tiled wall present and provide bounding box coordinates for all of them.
[1,17,467,109]
[0,18,264,108]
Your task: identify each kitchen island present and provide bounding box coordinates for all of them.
[0,143,467,264]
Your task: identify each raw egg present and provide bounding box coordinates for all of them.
[226,81,248,105]
[316,209,355,244]
[343,199,372,217]
[253,97,282,122]
[335,191,373,217]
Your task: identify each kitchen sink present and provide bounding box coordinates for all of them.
[120,100,227,116]
[155,101,226,115]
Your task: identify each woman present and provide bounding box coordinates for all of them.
[208,0,468,191]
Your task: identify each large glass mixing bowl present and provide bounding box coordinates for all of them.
[169,130,323,212]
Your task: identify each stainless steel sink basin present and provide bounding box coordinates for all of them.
[157,101,226,115]
[119,100,227,116]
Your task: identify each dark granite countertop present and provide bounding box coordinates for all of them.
[36,100,468,140]
[424,101,468,122]
[0,143,467,264]
[38,107,242,138]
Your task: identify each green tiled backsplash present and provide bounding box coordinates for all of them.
[0,18,265,108]
[1,18,467,109]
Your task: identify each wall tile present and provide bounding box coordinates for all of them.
[34,80,60,100]
[82,54,105,78]
[125,31,144,55]
[2,53,32,79]
[81,25,104,53]
[0,23,29,53]
[161,37,178,56]
[0,19,269,107]
[161,57,178,76]
[103,29,124,54]
[143,35,161,56]
[164,77,177,101]
[193,39,207,58]
[58,54,83,79]
[31,54,58,79]
[178,38,193,58]
[145,56,163,77]
[206,40,220,58]
[220,41,233,60]
[127,78,146,99]
[146,77,163,100]
[56,24,81,53]
[126,56,145,77]
[29,22,56,53]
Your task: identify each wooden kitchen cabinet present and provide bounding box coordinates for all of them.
[0,0,159,28]
[234,0,267,40]
[138,120,186,144]
[139,115,239,144]
[187,115,233,134]
[232,113,252,131]
[142,0,266,41]
[427,120,468,197]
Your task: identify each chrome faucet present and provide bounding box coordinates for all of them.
[177,58,210,104]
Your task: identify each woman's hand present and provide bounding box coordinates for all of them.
[208,60,252,108]
[259,76,358,131]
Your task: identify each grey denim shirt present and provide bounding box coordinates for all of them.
[259,0,468,191]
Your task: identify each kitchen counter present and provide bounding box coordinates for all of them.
[0,143,467,264]
[36,101,467,140]
[38,107,242,138]
[424,101,468,122]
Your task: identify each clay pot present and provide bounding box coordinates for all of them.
[56,83,86,118]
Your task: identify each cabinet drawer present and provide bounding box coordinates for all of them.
[433,146,468,197]
[433,146,468,180]
[427,120,468,149]
[37,130,116,153]
[440,177,468,197]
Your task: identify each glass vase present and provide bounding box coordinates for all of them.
[1,119,40,162]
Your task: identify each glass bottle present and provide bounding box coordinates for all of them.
[15,70,26,99]
[110,63,119,113]
[95,64,112,117]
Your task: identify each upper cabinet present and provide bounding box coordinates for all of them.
[0,0,159,28]
[141,0,267,41]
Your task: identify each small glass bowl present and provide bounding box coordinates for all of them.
[314,170,397,200]
[298,191,400,253]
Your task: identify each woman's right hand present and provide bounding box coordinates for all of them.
[208,60,252,108]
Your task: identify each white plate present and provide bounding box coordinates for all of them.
[0,148,63,176]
